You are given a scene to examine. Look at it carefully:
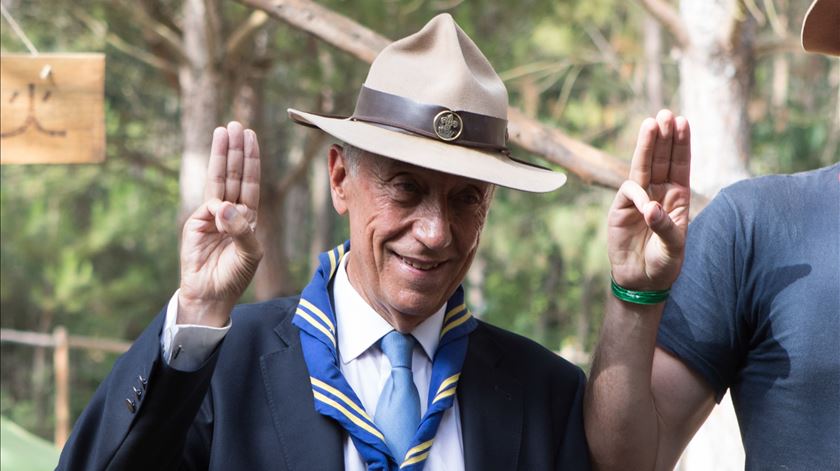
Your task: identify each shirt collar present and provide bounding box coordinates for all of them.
[334,251,445,364]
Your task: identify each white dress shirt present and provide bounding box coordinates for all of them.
[160,251,465,470]
[333,253,464,471]
[161,289,230,370]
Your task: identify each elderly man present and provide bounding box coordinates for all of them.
[58,13,689,471]
[585,1,840,469]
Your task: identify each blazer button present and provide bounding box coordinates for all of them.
[138,375,147,390]
[125,398,136,413]
[132,386,142,400]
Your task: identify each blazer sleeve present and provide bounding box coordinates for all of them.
[56,307,220,471]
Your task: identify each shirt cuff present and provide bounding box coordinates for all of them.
[161,289,231,372]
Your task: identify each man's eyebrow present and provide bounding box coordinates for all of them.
[369,161,395,181]
[479,185,495,200]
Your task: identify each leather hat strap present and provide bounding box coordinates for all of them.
[351,86,508,151]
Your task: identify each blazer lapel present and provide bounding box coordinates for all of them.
[260,313,344,470]
[458,323,524,471]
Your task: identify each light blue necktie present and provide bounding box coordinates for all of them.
[375,330,421,462]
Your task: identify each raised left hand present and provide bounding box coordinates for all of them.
[607,109,691,291]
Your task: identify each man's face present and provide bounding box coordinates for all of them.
[329,145,493,330]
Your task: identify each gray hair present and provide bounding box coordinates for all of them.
[341,143,365,176]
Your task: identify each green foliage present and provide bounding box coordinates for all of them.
[479,176,612,354]
[751,54,839,174]
[1,0,182,438]
[0,159,180,435]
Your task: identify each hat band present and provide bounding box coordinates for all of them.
[351,86,508,151]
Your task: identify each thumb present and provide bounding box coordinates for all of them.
[643,201,683,257]
[216,203,261,260]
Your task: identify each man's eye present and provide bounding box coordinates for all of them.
[394,181,420,193]
[457,191,482,206]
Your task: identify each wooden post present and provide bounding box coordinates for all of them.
[52,326,70,448]
[0,327,131,448]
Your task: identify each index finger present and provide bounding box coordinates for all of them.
[204,127,228,201]
[629,117,658,188]
[239,129,261,210]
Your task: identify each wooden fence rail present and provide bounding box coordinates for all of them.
[0,327,131,448]
[0,328,132,353]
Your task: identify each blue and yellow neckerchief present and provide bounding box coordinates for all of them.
[292,241,477,470]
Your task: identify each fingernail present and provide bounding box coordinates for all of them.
[223,206,236,221]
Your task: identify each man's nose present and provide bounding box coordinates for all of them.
[414,200,453,249]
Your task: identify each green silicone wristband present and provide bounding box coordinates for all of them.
[610,277,671,305]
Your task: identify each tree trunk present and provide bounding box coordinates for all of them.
[679,0,754,197]
[541,248,565,346]
[308,47,337,271]
[771,54,790,131]
[520,76,540,118]
[255,183,292,299]
[466,252,487,318]
[31,307,53,436]
[282,135,310,273]
[308,153,333,268]
[229,26,294,301]
[178,0,223,221]
[644,13,665,111]
[577,274,595,355]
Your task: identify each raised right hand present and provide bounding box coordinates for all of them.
[177,122,263,327]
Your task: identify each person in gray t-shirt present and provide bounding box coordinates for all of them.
[584,0,839,468]
[658,164,840,469]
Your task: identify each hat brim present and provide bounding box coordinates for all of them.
[801,0,840,56]
[288,108,566,193]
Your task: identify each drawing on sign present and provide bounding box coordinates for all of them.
[1,83,67,138]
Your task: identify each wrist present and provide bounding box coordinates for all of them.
[610,276,671,305]
[177,293,233,327]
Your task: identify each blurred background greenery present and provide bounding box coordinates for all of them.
[1,0,836,451]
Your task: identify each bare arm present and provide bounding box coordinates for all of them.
[585,110,715,470]
[587,297,716,470]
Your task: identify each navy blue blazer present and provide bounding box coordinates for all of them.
[57,296,590,470]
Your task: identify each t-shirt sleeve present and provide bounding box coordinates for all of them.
[657,191,748,402]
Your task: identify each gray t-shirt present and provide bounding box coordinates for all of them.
[658,164,840,470]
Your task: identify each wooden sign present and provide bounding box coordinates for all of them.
[1,53,105,164]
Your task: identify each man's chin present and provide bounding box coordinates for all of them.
[389,289,451,318]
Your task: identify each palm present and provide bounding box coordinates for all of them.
[607,111,691,291]
[178,123,262,322]
[181,203,258,301]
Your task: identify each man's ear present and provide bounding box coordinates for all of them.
[328,144,349,215]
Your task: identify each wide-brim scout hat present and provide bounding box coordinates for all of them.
[288,14,566,193]
[801,0,840,56]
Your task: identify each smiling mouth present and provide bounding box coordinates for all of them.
[398,255,444,271]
